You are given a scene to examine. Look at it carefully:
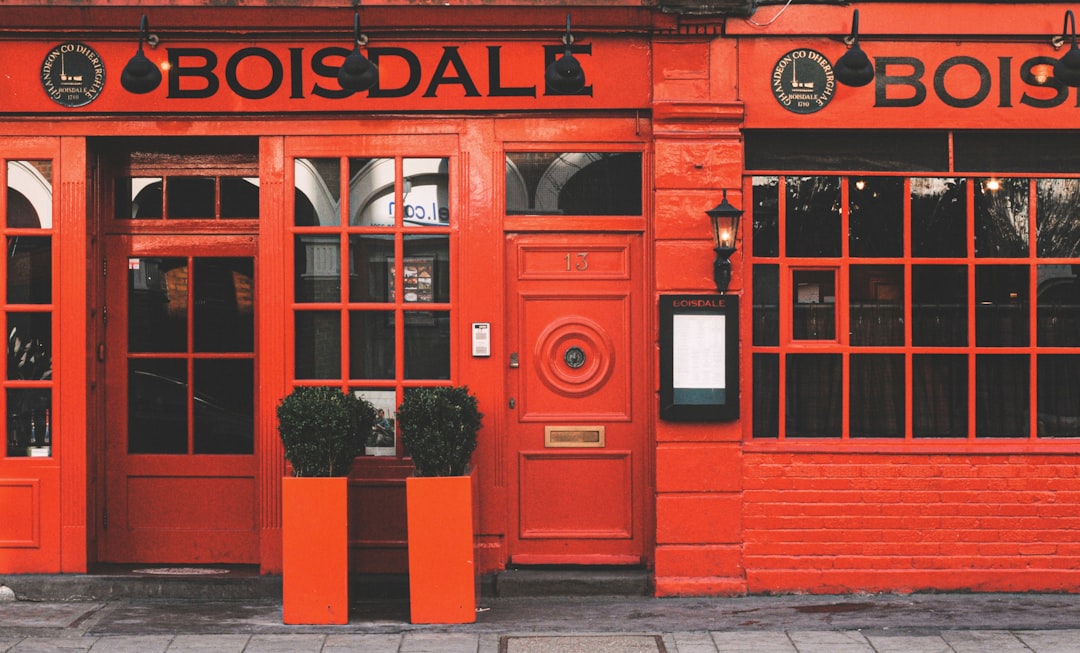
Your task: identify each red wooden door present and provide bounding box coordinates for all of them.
[506,232,648,565]
[100,235,258,563]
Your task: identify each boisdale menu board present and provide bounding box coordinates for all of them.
[659,294,739,421]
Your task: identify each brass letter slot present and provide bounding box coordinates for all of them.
[544,426,605,448]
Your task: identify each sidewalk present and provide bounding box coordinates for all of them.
[4,590,1080,652]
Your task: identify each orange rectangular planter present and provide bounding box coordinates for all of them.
[282,476,349,625]
[406,472,477,624]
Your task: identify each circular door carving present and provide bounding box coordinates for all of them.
[534,316,615,397]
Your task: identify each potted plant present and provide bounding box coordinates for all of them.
[398,385,483,624]
[276,386,376,625]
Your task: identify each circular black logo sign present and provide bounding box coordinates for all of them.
[41,42,105,108]
[771,49,836,114]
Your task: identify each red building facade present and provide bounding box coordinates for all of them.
[2,0,1080,595]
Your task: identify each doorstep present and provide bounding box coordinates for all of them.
[487,567,652,598]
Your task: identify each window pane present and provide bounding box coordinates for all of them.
[752,353,779,438]
[295,158,340,226]
[850,354,904,437]
[849,176,904,258]
[850,265,904,346]
[295,311,340,379]
[7,236,51,304]
[193,359,254,454]
[1037,178,1080,258]
[974,178,1028,258]
[786,354,842,437]
[7,312,51,381]
[786,176,841,257]
[349,311,394,379]
[505,152,642,216]
[753,264,778,346]
[792,269,835,340]
[120,177,163,219]
[129,359,187,453]
[403,235,449,303]
[294,235,340,303]
[912,177,966,258]
[8,161,52,228]
[403,158,450,228]
[193,257,254,353]
[913,354,968,438]
[349,157,394,227]
[405,312,450,380]
[976,354,1030,438]
[975,265,1029,347]
[349,235,393,303]
[1038,354,1080,438]
[167,177,215,219]
[129,257,187,353]
[6,388,50,457]
[221,177,259,219]
[1037,264,1080,347]
[752,176,779,257]
[912,264,967,347]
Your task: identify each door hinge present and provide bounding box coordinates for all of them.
[102,256,107,277]
[102,508,108,531]
[102,305,107,327]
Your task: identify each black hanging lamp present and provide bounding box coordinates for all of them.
[339,10,379,92]
[545,13,586,94]
[1055,10,1080,87]
[834,10,875,87]
[121,15,163,94]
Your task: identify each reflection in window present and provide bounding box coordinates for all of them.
[849,176,903,258]
[975,178,1028,258]
[850,354,904,437]
[118,176,259,220]
[1037,178,1080,257]
[752,176,779,257]
[792,269,835,340]
[912,177,966,258]
[506,152,642,215]
[850,265,903,346]
[975,265,1028,347]
[786,176,841,257]
[1037,264,1080,347]
[786,354,842,437]
[1038,354,1080,437]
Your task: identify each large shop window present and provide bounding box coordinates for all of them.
[3,160,53,458]
[749,134,1080,441]
[292,157,451,456]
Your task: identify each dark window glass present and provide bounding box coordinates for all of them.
[974,178,1029,258]
[786,176,841,257]
[911,177,967,258]
[792,269,835,340]
[220,177,259,219]
[745,131,949,172]
[405,313,451,380]
[6,388,50,457]
[167,177,216,218]
[349,311,394,380]
[193,359,254,454]
[912,265,967,347]
[752,176,779,257]
[975,354,1029,437]
[849,176,904,258]
[7,236,51,304]
[129,359,188,454]
[129,257,187,354]
[1036,178,1080,258]
[850,354,904,437]
[913,354,968,438]
[753,353,779,438]
[295,311,341,379]
[850,265,904,346]
[1037,264,1080,347]
[506,152,642,216]
[786,354,842,437]
[1038,354,1080,438]
[7,312,51,381]
[752,264,779,346]
[294,235,341,303]
[975,265,1029,347]
[349,235,394,303]
[954,131,1080,173]
[193,258,254,353]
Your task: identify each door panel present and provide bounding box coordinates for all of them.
[506,233,647,565]
[101,236,257,563]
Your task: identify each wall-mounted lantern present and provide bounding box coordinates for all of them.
[545,13,586,94]
[121,15,162,94]
[706,189,743,294]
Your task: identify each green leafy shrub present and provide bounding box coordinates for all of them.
[398,386,483,477]
[277,386,377,477]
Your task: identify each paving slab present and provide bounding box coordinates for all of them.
[786,630,874,653]
[1014,630,1080,653]
[940,630,1034,653]
[501,635,666,653]
[86,636,174,653]
[862,634,952,653]
[710,631,796,653]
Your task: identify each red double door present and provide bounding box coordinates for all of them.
[506,232,650,565]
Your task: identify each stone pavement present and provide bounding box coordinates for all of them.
[4,592,1080,652]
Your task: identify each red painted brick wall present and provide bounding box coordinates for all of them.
[743,452,1080,593]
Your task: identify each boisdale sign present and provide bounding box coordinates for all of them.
[11,39,651,112]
